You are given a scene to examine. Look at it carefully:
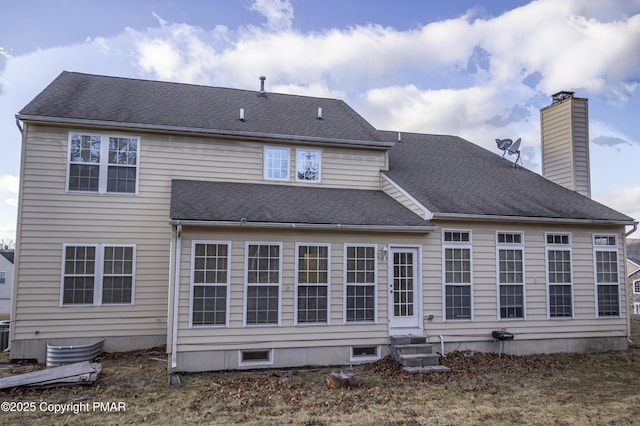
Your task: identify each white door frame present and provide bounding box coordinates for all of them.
[388,246,422,336]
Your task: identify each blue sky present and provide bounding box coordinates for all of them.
[1,0,639,241]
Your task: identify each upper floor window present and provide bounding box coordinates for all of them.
[497,232,524,319]
[264,147,289,180]
[68,133,139,194]
[443,230,472,320]
[634,280,640,295]
[0,271,5,284]
[546,233,572,318]
[296,149,321,182]
[62,244,135,306]
[593,235,620,317]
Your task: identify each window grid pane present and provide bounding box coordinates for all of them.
[63,246,96,305]
[297,245,328,324]
[102,246,134,304]
[393,252,414,317]
[193,286,227,325]
[265,148,289,180]
[500,284,523,319]
[549,284,572,317]
[445,285,471,320]
[246,244,280,324]
[192,243,229,325]
[597,284,619,317]
[346,246,375,322]
[246,286,279,324]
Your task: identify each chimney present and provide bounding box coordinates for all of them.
[540,91,591,198]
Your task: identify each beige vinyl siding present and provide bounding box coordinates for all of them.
[422,221,627,342]
[13,123,388,346]
[174,229,430,353]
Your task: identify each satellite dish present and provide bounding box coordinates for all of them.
[495,138,522,168]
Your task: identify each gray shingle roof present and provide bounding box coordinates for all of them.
[383,132,634,223]
[170,180,432,230]
[18,71,390,148]
[0,251,14,264]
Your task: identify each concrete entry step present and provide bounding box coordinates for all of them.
[389,336,427,346]
[398,353,441,367]
[393,343,434,355]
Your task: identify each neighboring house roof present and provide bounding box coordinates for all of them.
[383,132,634,224]
[170,180,435,232]
[0,251,13,264]
[17,71,391,149]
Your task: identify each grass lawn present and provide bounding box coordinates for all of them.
[1,321,640,425]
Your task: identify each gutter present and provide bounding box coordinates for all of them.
[626,222,639,237]
[432,212,635,227]
[168,220,437,233]
[15,114,394,150]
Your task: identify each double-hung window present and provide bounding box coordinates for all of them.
[68,133,139,193]
[634,280,640,295]
[0,271,5,284]
[345,245,376,323]
[593,235,620,317]
[497,232,524,319]
[443,230,472,320]
[191,242,230,326]
[296,244,329,324]
[62,244,135,306]
[245,243,281,325]
[546,233,573,318]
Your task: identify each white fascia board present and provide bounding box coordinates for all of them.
[381,174,433,220]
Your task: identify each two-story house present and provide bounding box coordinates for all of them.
[10,72,636,371]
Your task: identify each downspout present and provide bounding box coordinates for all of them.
[625,224,637,343]
[626,222,638,237]
[170,223,182,369]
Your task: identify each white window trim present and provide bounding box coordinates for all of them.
[343,243,378,325]
[60,243,136,307]
[66,132,140,195]
[243,241,283,327]
[592,234,621,318]
[263,146,290,181]
[349,345,381,363]
[294,242,331,326]
[634,279,640,295]
[495,231,526,321]
[238,349,274,367]
[295,148,322,183]
[545,232,574,320]
[442,229,473,322]
[189,240,231,328]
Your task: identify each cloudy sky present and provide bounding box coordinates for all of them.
[1,0,639,241]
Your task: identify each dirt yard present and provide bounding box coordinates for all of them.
[1,321,640,425]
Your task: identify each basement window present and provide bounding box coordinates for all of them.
[350,345,380,362]
[239,349,273,366]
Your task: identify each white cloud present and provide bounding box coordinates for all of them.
[0,176,19,194]
[250,0,294,32]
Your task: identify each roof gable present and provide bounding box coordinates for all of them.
[18,71,390,148]
[384,132,633,223]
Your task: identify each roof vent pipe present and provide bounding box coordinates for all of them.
[397,132,402,143]
[317,107,323,120]
[239,108,245,121]
[259,76,266,92]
